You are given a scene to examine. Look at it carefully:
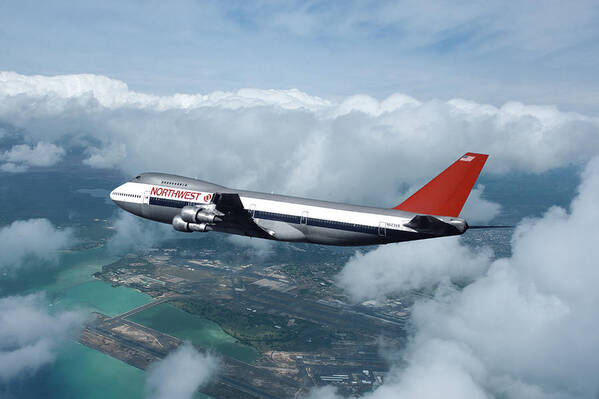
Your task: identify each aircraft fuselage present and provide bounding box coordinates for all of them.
[110,172,468,246]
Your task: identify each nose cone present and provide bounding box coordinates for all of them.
[110,183,143,216]
[110,184,126,211]
[110,188,117,203]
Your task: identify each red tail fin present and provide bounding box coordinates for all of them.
[394,153,488,217]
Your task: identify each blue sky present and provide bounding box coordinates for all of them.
[1,0,598,112]
[3,3,599,398]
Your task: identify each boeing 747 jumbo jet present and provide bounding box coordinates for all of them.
[111,153,491,246]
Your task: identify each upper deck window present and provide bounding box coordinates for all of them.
[160,180,188,187]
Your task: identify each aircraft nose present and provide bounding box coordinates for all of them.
[110,184,124,208]
[110,183,142,216]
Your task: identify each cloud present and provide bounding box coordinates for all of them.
[0,71,330,112]
[459,185,502,224]
[0,218,73,273]
[1,73,599,211]
[106,211,176,253]
[83,143,127,169]
[0,162,28,173]
[322,157,599,398]
[234,1,599,55]
[0,142,65,172]
[145,342,219,399]
[305,385,343,399]
[0,293,86,382]
[336,238,492,302]
[2,2,599,112]
[226,235,275,259]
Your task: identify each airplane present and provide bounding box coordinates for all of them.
[110,152,495,246]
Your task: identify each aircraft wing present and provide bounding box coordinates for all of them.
[212,193,273,239]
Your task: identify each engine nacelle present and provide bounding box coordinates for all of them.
[189,223,213,232]
[180,206,222,224]
[172,215,213,233]
[196,212,219,223]
[172,215,192,232]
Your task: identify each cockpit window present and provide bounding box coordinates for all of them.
[135,175,141,179]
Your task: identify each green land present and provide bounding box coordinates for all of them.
[171,298,334,352]
[128,302,260,363]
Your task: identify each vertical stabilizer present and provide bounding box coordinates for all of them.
[393,153,488,217]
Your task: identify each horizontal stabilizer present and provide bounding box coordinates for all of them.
[468,225,513,229]
[394,153,488,217]
[405,215,463,236]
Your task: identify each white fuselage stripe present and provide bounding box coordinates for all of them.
[110,182,416,232]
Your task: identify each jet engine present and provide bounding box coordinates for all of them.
[173,205,224,233]
[180,205,223,224]
[172,215,213,233]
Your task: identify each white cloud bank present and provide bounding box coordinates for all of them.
[459,185,502,224]
[145,342,219,399]
[107,211,176,254]
[0,293,86,382]
[321,157,599,398]
[1,72,599,220]
[0,218,73,273]
[0,71,330,112]
[336,238,492,302]
[0,142,65,172]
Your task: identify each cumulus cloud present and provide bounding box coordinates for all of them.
[0,293,86,382]
[0,218,73,273]
[83,143,127,169]
[145,342,219,399]
[0,162,28,173]
[0,142,65,172]
[106,211,176,253]
[459,185,502,224]
[336,238,492,302]
[1,72,598,209]
[322,158,599,398]
[0,71,330,111]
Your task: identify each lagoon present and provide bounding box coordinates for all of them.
[129,303,260,363]
[3,247,249,398]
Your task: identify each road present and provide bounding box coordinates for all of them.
[108,295,187,321]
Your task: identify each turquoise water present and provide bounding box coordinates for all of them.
[1,248,150,399]
[0,248,222,398]
[129,303,260,363]
[44,342,146,399]
[13,341,212,399]
[41,248,153,316]
[53,280,152,316]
